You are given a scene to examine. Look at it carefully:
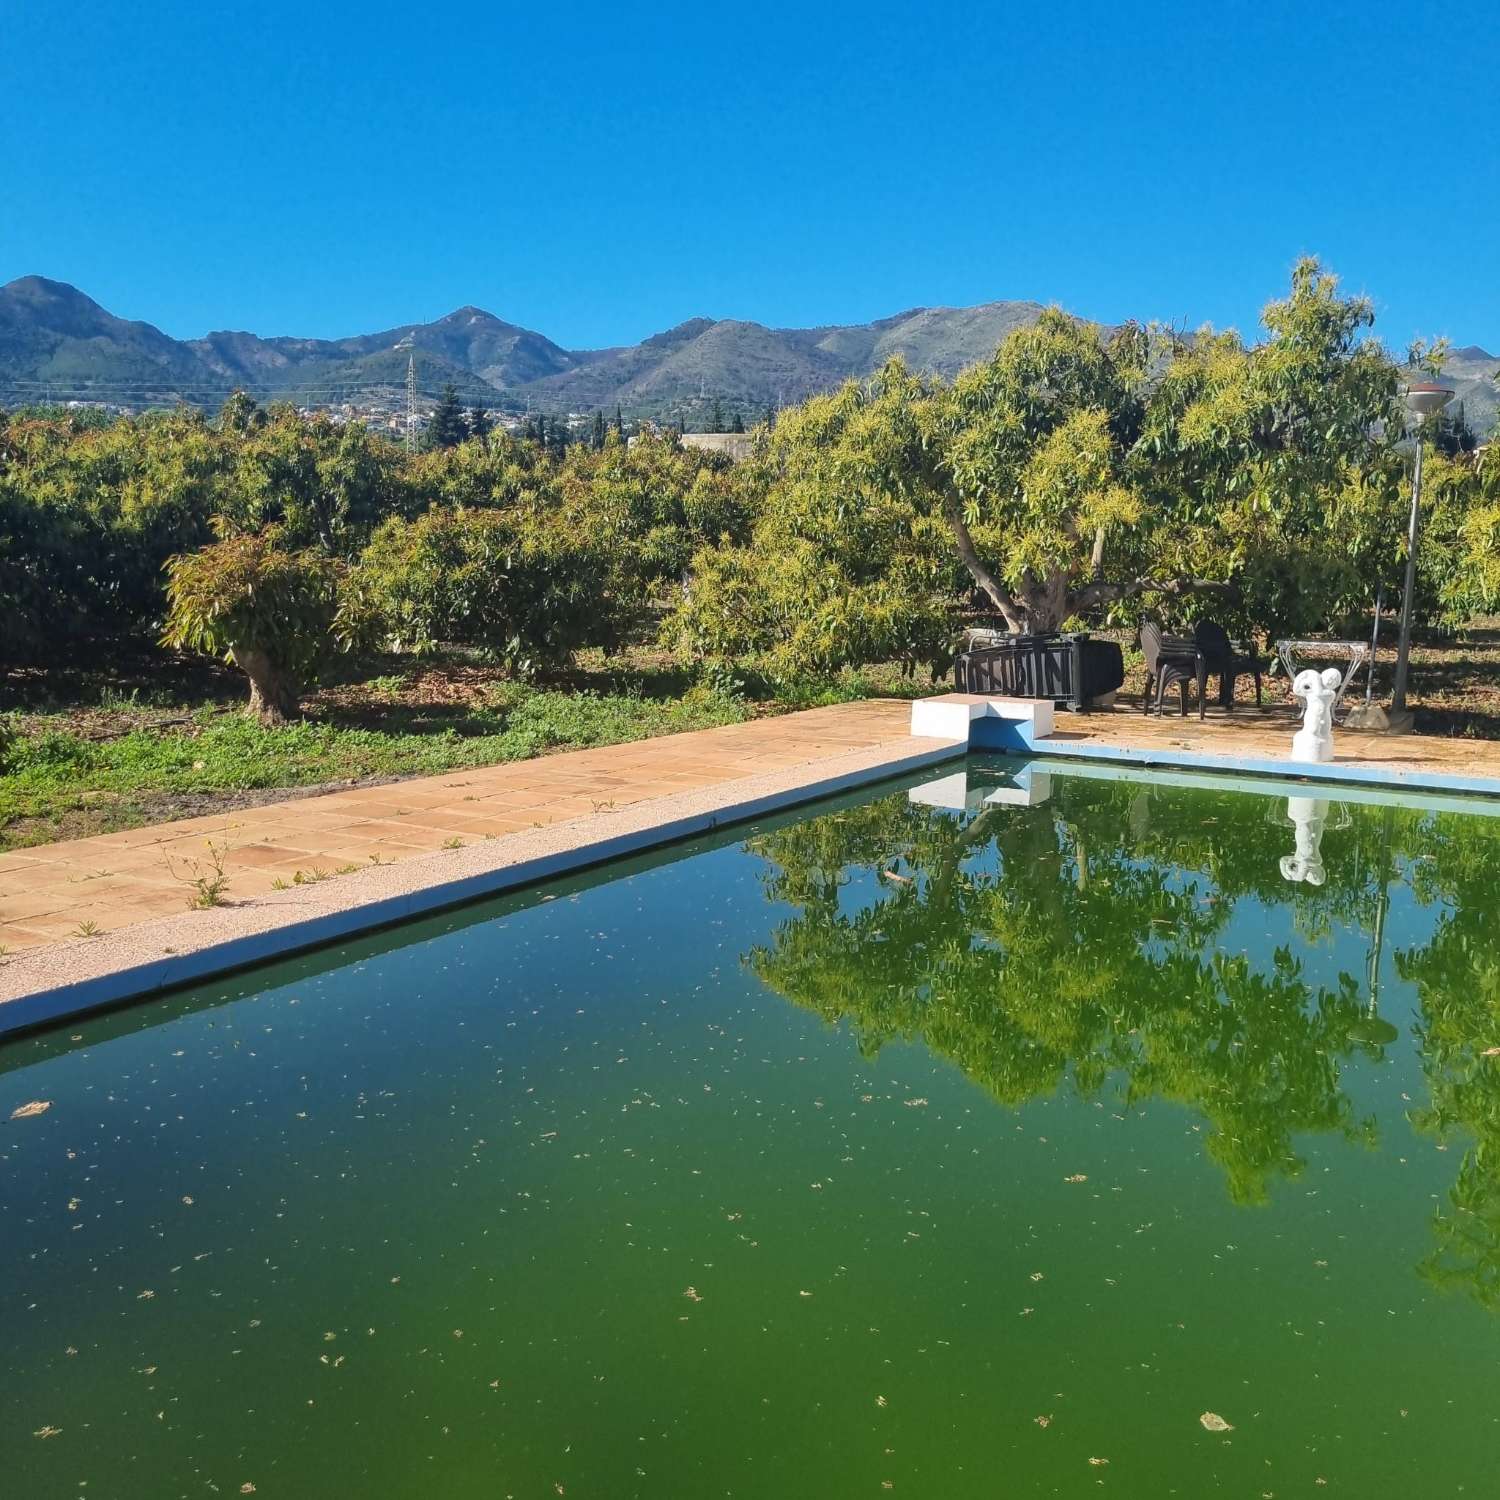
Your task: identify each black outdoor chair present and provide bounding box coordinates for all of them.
[1193,620,1266,709]
[1140,622,1207,719]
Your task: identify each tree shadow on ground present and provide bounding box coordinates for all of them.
[0,649,244,715]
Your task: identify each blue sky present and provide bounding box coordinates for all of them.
[4,0,1495,352]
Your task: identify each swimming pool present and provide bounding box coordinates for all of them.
[4,756,1499,1496]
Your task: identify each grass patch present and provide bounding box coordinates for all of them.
[0,678,752,852]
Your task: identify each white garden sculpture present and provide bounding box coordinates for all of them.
[1290,667,1342,764]
[1280,795,1330,886]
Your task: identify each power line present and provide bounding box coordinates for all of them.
[0,378,511,405]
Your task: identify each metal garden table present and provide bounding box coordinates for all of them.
[1274,639,1373,719]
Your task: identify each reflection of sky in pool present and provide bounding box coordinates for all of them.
[4,757,1499,1497]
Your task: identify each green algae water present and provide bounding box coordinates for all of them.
[5,756,1500,1498]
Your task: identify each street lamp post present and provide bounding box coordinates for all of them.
[1390,381,1455,722]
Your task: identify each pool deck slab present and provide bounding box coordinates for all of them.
[6,693,1500,1031]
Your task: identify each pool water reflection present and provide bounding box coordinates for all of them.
[3,756,1499,1497]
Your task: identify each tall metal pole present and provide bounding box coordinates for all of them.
[1391,383,1455,721]
[1390,432,1423,716]
[405,355,418,455]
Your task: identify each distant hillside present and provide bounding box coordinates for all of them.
[1441,345,1500,439]
[528,302,1050,411]
[189,306,583,396]
[0,275,1494,432]
[0,275,218,403]
[0,277,1065,417]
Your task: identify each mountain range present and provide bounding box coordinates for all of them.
[1,274,1495,433]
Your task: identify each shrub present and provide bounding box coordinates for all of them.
[161,528,348,723]
[353,505,623,673]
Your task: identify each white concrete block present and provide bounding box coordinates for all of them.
[983,767,1052,806]
[910,697,981,742]
[908,771,988,813]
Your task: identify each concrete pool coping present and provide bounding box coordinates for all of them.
[0,732,964,1035]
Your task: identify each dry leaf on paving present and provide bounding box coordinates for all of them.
[1199,1411,1234,1432]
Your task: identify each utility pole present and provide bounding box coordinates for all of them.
[1391,382,1454,723]
[405,355,417,454]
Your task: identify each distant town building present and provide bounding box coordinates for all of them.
[681,432,753,462]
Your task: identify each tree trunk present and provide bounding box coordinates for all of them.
[941,497,1237,636]
[235,647,300,726]
[941,498,1027,633]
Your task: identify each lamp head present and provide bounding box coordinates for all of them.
[1405,382,1455,419]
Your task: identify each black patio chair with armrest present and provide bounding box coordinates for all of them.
[1140,622,1207,719]
[1192,620,1266,708]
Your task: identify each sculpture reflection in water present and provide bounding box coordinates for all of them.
[1280,795,1330,885]
[743,767,1500,1308]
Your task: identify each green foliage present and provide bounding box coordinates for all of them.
[425,384,470,450]
[213,400,405,552]
[557,430,753,590]
[1424,446,1500,625]
[0,405,222,656]
[0,397,738,672]
[0,398,408,661]
[161,528,348,722]
[663,363,965,680]
[352,504,618,672]
[667,258,1482,674]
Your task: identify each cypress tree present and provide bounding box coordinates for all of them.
[426,383,469,449]
[468,404,492,441]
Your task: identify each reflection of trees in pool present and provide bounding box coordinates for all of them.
[745,781,1500,1239]
[1396,820,1500,1309]
[746,784,1378,1206]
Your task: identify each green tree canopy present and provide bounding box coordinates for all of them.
[425,383,470,450]
[161,526,351,722]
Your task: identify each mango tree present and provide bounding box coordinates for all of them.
[162,527,349,723]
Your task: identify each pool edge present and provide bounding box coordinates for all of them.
[0,737,964,1036]
[910,694,1500,800]
[1023,737,1500,798]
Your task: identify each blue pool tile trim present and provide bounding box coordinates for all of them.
[1015,737,1500,799]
